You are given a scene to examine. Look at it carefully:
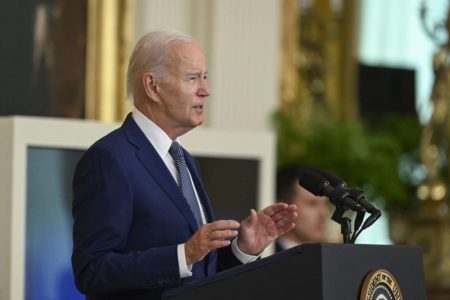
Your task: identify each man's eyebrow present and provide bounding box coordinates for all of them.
[185,71,208,76]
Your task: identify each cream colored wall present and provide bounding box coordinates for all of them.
[133,0,281,131]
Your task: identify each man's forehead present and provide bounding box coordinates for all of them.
[168,42,204,59]
[165,42,207,72]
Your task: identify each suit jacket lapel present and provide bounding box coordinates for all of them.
[121,114,199,232]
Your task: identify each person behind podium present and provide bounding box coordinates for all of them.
[71,30,298,300]
[275,164,329,251]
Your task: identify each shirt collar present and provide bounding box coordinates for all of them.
[132,107,179,159]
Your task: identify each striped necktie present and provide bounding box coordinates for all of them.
[169,141,203,227]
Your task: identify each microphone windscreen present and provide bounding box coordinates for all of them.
[316,169,346,189]
[298,169,326,196]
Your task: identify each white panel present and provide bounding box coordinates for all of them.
[0,115,275,299]
[0,117,117,300]
[134,0,194,43]
[209,0,281,130]
[0,119,13,300]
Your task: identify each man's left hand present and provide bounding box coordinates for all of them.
[237,203,297,255]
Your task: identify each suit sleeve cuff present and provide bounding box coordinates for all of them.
[178,244,193,278]
[231,238,259,263]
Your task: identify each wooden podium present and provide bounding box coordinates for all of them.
[163,244,426,300]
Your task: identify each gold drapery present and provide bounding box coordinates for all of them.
[85,0,134,122]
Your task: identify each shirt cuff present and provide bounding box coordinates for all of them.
[231,238,259,263]
[177,243,193,278]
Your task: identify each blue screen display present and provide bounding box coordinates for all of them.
[26,147,84,300]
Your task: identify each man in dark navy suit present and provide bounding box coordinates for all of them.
[72,30,298,300]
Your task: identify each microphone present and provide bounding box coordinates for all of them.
[347,188,381,229]
[316,170,382,229]
[346,188,379,214]
[298,169,362,212]
[316,169,347,191]
[317,170,381,213]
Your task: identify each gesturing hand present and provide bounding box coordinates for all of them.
[237,203,297,255]
[185,220,240,265]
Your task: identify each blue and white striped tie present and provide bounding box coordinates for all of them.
[169,141,203,227]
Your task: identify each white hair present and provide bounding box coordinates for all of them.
[126,30,196,98]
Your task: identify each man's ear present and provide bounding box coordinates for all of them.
[142,72,160,101]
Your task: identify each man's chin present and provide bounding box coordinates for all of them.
[192,119,204,127]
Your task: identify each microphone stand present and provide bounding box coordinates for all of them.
[331,206,352,244]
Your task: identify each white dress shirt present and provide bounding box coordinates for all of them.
[131,108,257,278]
[276,236,300,250]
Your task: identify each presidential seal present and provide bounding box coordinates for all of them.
[360,269,403,300]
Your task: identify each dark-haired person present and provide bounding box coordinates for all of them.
[275,164,329,251]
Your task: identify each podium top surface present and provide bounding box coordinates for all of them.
[163,243,424,299]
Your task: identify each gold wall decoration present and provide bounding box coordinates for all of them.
[418,7,450,202]
[387,4,450,294]
[411,3,450,290]
[279,0,311,130]
[279,0,359,121]
[280,0,301,108]
[85,0,134,122]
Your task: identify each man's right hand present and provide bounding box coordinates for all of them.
[185,220,240,265]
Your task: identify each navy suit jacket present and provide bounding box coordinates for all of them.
[72,114,240,300]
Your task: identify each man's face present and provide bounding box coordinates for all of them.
[156,42,209,135]
[291,183,329,243]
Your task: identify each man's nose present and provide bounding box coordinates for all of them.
[198,79,210,97]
